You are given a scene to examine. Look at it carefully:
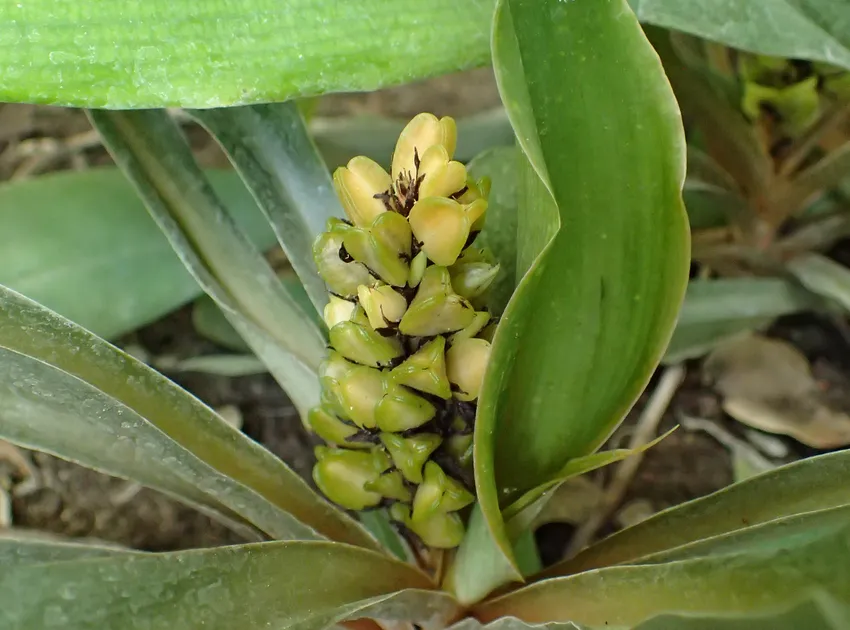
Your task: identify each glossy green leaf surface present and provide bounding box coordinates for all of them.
[0,541,456,630]
[88,109,324,416]
[631,0,850,72]
[663,278,817,363]
[190,104,338,314]
[546,448,850,577]
[0,1,494,108]
[0,168,275,341]
[476,506,850,627]
[462,0,689,599]
[0,284,378,549]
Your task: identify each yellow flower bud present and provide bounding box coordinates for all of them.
[391,113,457,181]
[339,365,388,429]
[323,295,356,330]
[412,461,474,523]
[408,197,470,267]
[375,383,436,432]
[457,176,491,205]
[342,217,411,288]
[446,337,491,402]
[328,320,403,368]
[358,284,407,331]
[399,266,476,337]
[312,230,375,298]
[313,446,391,511]
[380,432,442,484]
[417,145,468,199]
[390,336,452,399]
[333,156,392,227]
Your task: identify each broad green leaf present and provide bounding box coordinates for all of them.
[663,277,817,363]
[475,507,850,627]
[545,448,850,577]
[0,168,275,341]
[467,146,519,315]
[0,284,379,550]
[630,0,850,72]
[357,510,412,563]
[786,252,850,313]
[0,532,138,568]
[189,103,338,314]
[88,109,324,416]
[460,0,689,601]
[0,1,494,108]
[0,540,457,630]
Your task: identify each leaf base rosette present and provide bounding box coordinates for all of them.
[309,113,499,549]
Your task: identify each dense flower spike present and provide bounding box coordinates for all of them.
[308,113,498,550]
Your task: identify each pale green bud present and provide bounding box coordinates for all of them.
[380,432,442,484]
[412,461,474,523]
[313,446,391,511]
[446,433,474,469]
[390,336,452,399]
[328,320,403,368]
[449,260,500,300]
[389,503,465,550]
[457,176,491,205]
[306,406,370,450]
[364,470,412,503]
[323,295,356,330]
[399,266,476,337]
[391,113,457,181]
[446,337,491,402]
[371,211,413,259]
[418,144,468,199]
[408,251,428,288]
[358,284,407,331]
[343,223,410,288]
[338,365,388,429]
[375,383,436,432]
[449,311,491,345]
[312,230,374,298]
[318,351,357,419]
[333,156,392,227]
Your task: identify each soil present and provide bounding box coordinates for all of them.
[2,66,848,567]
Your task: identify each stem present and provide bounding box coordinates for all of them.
[778,103,850,178]
[778,139,850,217]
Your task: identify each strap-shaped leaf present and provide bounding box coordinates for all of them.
[475,506,850,627]
[87,109,325,417]
[0,284,379,549]
[457,0,689,602]
[545,448,850,577]
[0,540,457,630]
[0,1,494,108]
[0,531,138,568]
[0,168,275,341]
[189,104,339,315]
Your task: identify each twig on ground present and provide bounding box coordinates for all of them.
[565,364,686,556]
[9,129,102,180]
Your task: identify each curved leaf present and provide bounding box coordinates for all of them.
[0,532,138,568]
[0,168,275,340]
[0,1,495,108]
[544,448,850,577]
[0,284,379,549]
[475,506,850,627]
[459,0,689,602]
[0,541,457,630]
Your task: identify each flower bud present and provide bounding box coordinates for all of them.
[408,251,428,288]
[312,230,374,298]
[380,432,442,484]
[449,311,491,345]
[446,337,491,402]
[375,383,436,432]
[390,503,465,549]
[445,433,474,469]
[364,470,412,503]
[390,336,451,399]
[391,113,457,181]
[358,284,407,331]
[412,461,474,523]
[418,145,468,199]
[408,197,470,267]
[313,446,391,511]
[339,365,388,429]
[371,211,413,258]
[399,266,476,337]
[318,351,357,418]
[343,225,409,288]
[328,320,403,368]
[323,295,356,330]
[449,261,500,300]
[307,406,370,450]
[457,176,491,205]
[333,156,392,227]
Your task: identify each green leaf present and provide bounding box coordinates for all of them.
[0,1,495,108]
[663,277,817,364]
[631,0,850,72]
[467,146,519,315]
[0,284,379,549]
[87,109,325,417]
[0,168,276,341]
[460,0,690,601]
[786,252,850,313]
[0,540,457,630]
[474,506,850,627]
[0,532,138,568]
[189,103,338,314]
[546,448,850,577]
[154,354,269,377]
